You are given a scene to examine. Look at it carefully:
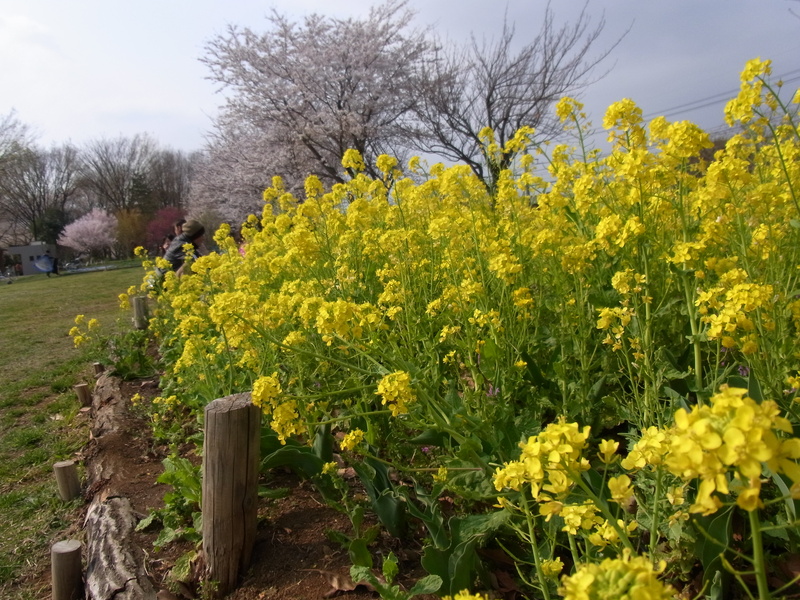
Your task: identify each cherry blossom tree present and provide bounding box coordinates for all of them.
[200,0,430,191]
[58,208,118,258]
[196,1,615,213]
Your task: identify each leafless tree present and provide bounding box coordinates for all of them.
[0,143,82,243]
[201,0,431,190]
[410,3,615,191]
[80,134,158,212]
[0,111,36,243]
[147,148,196,210]
[0,111,33,163]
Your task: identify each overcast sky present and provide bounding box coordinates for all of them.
[1,0,798,153]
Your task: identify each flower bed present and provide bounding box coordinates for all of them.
[78,59,800,599]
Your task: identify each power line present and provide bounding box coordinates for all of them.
[642,71,800,122]
[582,67,800,139]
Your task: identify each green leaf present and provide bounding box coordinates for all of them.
[326,529,351,547]
[258,486,290,499]
[135,511,159,532]
[769,469,800,523]
[382,551,399,584]
[408,574,442,596]
[443,460,496,502]
[693,506,733,597]
[421,511,509,596]
[481,338,499,361]
[352,459,406,537]
[350,565,376,586]
[348,537,373,568]
[587,374,605,403]
[725,375,763,401]
[313,423,334,462]
[168,550,198,583]
[399,484,448,549]
[410,429,447,446]
[262,444,323,479]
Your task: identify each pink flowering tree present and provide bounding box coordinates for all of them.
[58,208,118,259]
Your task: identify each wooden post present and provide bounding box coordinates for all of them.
[202,392,260,597]
[74,383,91,408]
[92,362,105,377]
[131,295,148,330]
[51,539,82,600]
[53,460,81,501]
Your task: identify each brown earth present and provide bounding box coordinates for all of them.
[35,376,438,600]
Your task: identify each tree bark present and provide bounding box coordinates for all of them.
[84,373,157,600]
[84,497,156,600]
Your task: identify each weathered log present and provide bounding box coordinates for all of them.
[84,497,156,600]
[202,392,260,597]
[90,373,127,437]
[84,373,158,600]
[51,539,83,600]
[53,460,81,501]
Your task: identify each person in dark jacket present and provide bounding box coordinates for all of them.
[163,219,205,276]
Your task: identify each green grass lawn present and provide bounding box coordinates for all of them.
[0,266,144,599]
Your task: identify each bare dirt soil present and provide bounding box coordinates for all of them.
[36,376,437,600]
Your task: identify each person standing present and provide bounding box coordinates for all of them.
[163,219,205,276]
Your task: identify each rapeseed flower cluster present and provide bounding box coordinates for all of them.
[121,59,800,598]
[559,551,674,600]
[376,371,416,416]
[493,417,591,498]
[662,385,800,514]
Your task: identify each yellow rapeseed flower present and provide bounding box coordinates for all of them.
[376,371,415,416]
[443,591,489,600]
[559,550,674,600]
[341,429,365,452]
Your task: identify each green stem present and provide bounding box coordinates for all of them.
[649,467,663,558]
[295,384,376,400]
[568,533,580,572]
[682,273,704,396]
[310,409,392,427]
[520,492,552,600]
[748,509,771,600]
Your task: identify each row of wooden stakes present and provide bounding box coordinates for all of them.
[49,367,260,599]
[50,368,102,600]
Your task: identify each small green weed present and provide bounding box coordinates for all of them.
[0,266,142,598]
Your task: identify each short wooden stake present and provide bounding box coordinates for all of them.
[92,362,105,377]
[51,539,82,600]
[202,393,260,597]
[74,383,91,408]
[131,295,149,330]
[53,460,81,501]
